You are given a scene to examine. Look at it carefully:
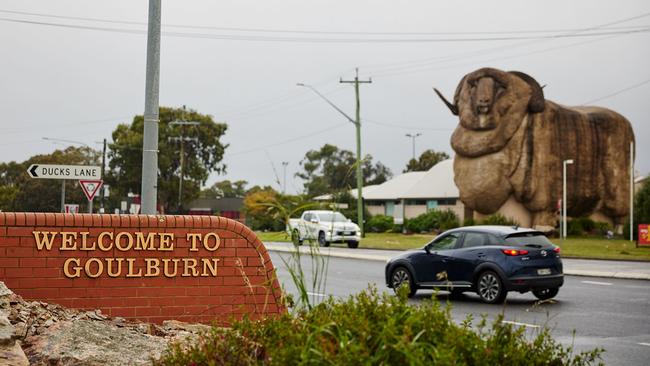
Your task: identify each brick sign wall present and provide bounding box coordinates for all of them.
[0,212,284,324]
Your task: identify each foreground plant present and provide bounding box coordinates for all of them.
[155,286,603,366]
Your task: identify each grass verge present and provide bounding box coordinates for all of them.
[256,231,650,261]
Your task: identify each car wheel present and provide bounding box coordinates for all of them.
[476,271,507,304]
[347,240,359,249]
[391,266,417,297]
[291,230,302,246]
[532,287,559,300]
[318,231,330,247]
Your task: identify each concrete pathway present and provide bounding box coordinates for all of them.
[263,241,650,280]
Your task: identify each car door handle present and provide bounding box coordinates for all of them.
[477,252,486,257]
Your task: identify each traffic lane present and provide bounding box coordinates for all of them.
[269,252,650,366]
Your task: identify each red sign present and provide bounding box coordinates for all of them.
[639,224,650,246]
[79,180,103,201]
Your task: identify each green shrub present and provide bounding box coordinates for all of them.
[366,215,394,233]
[156,286,603,366]
[463,217,476,226]
[405,210,439,233]
[438,209,460,231]
[624,179,650,240]
[567,219,584,236]
[481,213,519,226]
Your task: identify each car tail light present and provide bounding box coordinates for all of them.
[553,246,561,253]
[502,249,529,256]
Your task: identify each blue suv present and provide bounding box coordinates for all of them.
[385,226,564,303]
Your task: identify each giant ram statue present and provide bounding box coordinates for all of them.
[435,67,635,231]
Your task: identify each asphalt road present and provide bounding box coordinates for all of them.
[269,252,650,366]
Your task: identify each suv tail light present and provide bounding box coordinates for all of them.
[502,249,529,256]
[553,246,561,253]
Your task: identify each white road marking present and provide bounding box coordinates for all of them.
[307,291,327,297]
[638,343,650,347]
[502,320,540,329]
[581,280,613,286]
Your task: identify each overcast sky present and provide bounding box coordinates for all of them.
[1,0,648,194]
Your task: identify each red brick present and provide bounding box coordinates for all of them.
[137,287,186,297]
[0,213,5,226]
[111,307,136,318]
[6,247,33,257]
[236,248,259,257]
[64,214,74,226]
[32,267,63,278]
[7,227,35,237]
[59,288,87,298]
[14,213,26,226]
[101,215,112,227]
[19,258,47,267]
[148,297,178,306]
[17,288,60,299]
[55,214,65,226]
[44,213,56,226]
[135,307,161,317]
[0,236,19,246]
[0,258,19,267]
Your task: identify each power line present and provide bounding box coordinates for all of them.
[2,8,649,36]
[228,122,348,156]
[364,118,453,132]
[581,77,650,104]
[0,17,648,43]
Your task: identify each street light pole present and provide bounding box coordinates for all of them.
[405,133,422,160]
[297,73,371,237]
[562,159,574,240]
[141,0,162,215]
[282,161,289,194]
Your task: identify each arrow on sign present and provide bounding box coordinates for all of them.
[28,164,39,178]
[79,180,103,202]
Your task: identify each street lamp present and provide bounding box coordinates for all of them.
[405,133,422,160]
[562,159,574,240]
[297,82,364,236]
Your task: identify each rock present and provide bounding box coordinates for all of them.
[0,281,218,365]
[24,320,169,366]
[0,342,29,366]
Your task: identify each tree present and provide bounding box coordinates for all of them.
[403,149,450,172]
[0,147,99,212]
[106,106,227,213]
[626,179,650,240]
[202,180,248,198]
[296,144,392,197]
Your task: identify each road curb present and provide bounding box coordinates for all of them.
[264,244,650,281]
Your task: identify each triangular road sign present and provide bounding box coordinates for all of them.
[79,180,103,201]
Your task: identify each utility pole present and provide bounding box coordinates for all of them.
[99,138,107,213]
[141,0,161,215]
[340,68,372,237]
[169,115,200,213]
[282,161,289,194]
[405,133,422,160]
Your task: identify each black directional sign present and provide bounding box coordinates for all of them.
[26,164,102,180]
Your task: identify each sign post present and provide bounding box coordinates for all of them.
[79,180,103,213]
[27,164,102,213]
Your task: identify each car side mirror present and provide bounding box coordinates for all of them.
[347,219,352,223]
[424,246,431,254]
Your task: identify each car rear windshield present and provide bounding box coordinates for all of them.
[504,232,553,247]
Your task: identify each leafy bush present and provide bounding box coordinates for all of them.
[438,209,460,231]
[463,217,476,226]
[156,286,603,366]
[481,213,519,227]
[366,214,394,233]
[567,219,585,236]
[403,209,460,233]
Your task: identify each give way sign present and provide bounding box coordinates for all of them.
[79,180,103,201]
